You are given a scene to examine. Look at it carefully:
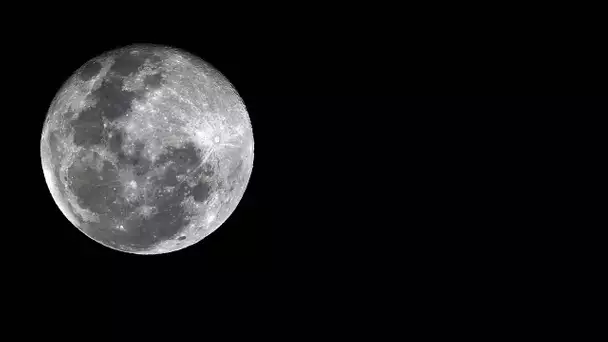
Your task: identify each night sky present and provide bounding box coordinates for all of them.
[7,12,602,331]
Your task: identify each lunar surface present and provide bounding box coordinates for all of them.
[40,45,254,254]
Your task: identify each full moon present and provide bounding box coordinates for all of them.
[40,44,254,254]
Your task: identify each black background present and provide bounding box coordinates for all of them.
[4,7,604,332]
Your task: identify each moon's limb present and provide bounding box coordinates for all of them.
[41,44,253,254]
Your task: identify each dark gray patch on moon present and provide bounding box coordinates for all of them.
[227,159,243,181]
[71,110,104,147]
[110,50,149,77]
[95,76,139,121]
[79,61,102,81]
[67,156,120,214]
[117,141,151,176]
[136,186,191,246]
[75,141,215,251]
[157,143,203,173]
[72,146,197,251]
[106,129,124,155]
[144,73,163,89]
[146,53,163,65]
[191,181,211,202]
[162,167,179,187]
[70,75,140,148]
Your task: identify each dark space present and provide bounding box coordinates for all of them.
[6,12,603,330]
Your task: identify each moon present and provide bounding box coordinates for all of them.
[40,44,254,254]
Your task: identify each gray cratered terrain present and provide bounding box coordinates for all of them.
[40,45,254,254]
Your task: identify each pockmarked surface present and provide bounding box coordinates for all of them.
[40,45,254,254]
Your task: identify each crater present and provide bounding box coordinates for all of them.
[191,181,211,202]
[201,162,215,177]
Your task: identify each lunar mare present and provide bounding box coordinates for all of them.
[40,45,253,254]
